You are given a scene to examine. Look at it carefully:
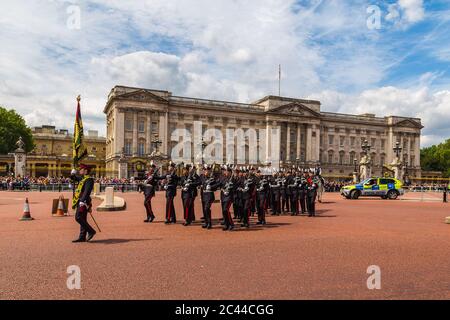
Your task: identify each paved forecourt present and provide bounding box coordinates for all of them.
[0,190,449,300]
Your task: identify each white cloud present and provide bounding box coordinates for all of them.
[309,86,450,147]
[398,0,425,23]
[0,0,448,149]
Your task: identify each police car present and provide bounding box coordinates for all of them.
[341,177,405,200]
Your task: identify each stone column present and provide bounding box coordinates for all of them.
[146,112,152,155]
[314,124,321,162]
[306,124,312,162]
[113,109,125,157]
[286,122,291,162]
[296,124,301,160]
[414,134,420,167]
[132,111,138,156]
[159,112,168,155]
[265,121,272,164]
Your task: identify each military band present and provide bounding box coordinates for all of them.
[137,163,323,230]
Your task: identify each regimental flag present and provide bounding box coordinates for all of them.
[72,95,88,165]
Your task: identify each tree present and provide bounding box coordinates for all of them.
[0,106,34,154]
[421,139,450,177]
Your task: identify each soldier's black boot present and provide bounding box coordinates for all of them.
[72,238,86,243]
[165,220,170,224]
[87,231,96,242]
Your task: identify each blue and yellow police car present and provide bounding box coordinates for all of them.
[341,177,405,200]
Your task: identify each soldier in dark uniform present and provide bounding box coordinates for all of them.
[270,172,282,215]
[280,172,291,214]
[256,170,270,225]
[163,162,179,224]
[249,167,257,216]
[298,170,308,215]
[241,170,255,228]
[70,164,96,242]
[201,166,221,229]
[233,168,244,221]
[289,171,300,216]
[306,170,318,217]
[220,166,235,231]
[180,164,201,226]
[139,164,158,223]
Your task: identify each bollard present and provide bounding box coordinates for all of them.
[39,185,42,192]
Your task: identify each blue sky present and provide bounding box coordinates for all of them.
[0,0,449,147]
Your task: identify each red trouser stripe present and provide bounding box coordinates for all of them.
[184,198,189,220]
[227,201,233,225]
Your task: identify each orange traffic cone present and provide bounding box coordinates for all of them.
[20,198,34,221]
[54,195,66,217]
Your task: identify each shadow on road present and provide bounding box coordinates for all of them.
[90,238,162,244]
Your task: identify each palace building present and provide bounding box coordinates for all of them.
[104,86,423,179]
[0,125,106,177]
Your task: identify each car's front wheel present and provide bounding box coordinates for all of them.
[387,190,399,200]
[350,190,361,199]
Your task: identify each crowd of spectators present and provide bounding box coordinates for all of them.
[323,181,350,192]
[0,175,143,191]
[1,175,448,192]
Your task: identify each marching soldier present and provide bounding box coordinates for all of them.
[270,172,282,215]
[298,171,308,215]
[220,166,235,231]
[249,167,257,216]
[139,164,159,223]
[255,170,270,225]
[241,170,255,228]
[233,168,244,221]
[163,162,179,224]
[306,170,319,217]
[70,164,96,243]
[289,171,300,216]
[280,172,291,213]
[181,164,201,226]
[201,165,221,229]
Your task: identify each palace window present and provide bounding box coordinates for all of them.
[138,141,145,156]
[339,151,345,165]
[328,150,334,164]
[340,136,345,147]
[124,140,132,155]
[350,136,355,147]
[152,122,158,134]
[371,138,376,147]
[328,135,334,145]
[125,119,133,131]
[349,151,356,163]
[138,120,145,133]
[381,139,385,149]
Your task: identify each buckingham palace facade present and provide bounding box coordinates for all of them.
[104,85,423,179]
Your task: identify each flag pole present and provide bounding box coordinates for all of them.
[72,95,81,197]
[278,64,281,97]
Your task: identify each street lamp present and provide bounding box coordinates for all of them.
[393,141,402,158]
[353,158,358,172]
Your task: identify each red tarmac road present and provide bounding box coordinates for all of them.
[0,190,449,300]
